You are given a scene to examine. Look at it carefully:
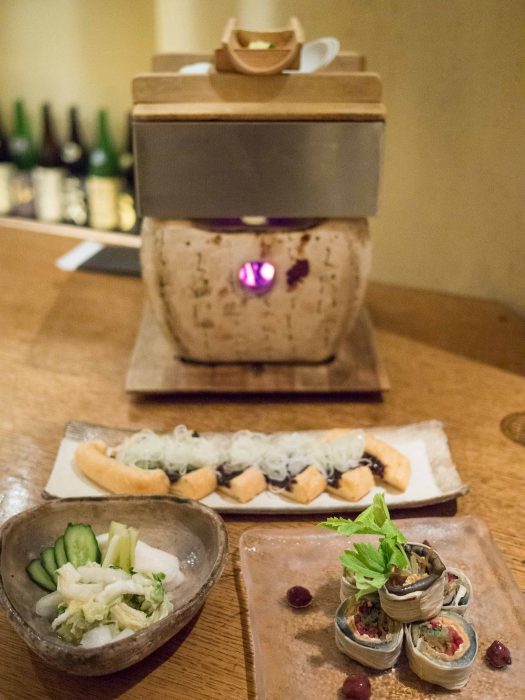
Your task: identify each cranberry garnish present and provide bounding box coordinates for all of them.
[422,539,431,547]
[342,673,371,700]
[286,585,312,608]
[486,640,512,668]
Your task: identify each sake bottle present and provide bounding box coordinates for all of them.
[9,99,36,217]
[0,107,14,215]
[33,103,65,222]
[86,109,120,230]
[61,106,88,226]
[118,113,139,233]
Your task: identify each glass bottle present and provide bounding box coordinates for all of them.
[32,103,65,222]
[61,106,88,226]
[9,99,36,217]
[86,109,120,230]
[0,106,14,215]
[118,113,139,233]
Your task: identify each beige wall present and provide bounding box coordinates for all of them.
[157,0,525,315]
[0,0,155,146]
[1,0,523,314]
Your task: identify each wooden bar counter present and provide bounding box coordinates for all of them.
[0,226,524,698]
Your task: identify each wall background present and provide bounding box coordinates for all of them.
[1,0,524,315]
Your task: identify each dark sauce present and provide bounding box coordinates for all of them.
[216,464,243,487]
[327,470,342,488]
[363,451,385,479]
[266,474,296,491]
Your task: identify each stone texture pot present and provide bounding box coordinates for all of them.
[141,217,371,363]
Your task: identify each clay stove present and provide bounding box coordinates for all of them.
[130,19,386,390]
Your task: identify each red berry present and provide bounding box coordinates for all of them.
[342,673,371,700]
[286,585,312,608]
[486,640,512,668]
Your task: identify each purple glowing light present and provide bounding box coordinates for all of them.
[238,261,275,294]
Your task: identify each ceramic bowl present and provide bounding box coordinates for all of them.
[0,496,228,675]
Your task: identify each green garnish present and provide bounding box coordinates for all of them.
[319,493,409,599]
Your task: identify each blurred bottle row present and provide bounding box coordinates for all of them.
[0,100,139,233]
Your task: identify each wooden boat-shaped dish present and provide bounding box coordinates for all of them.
[216,16,304,75]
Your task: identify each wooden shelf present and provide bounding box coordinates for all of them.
[0,216,140,248]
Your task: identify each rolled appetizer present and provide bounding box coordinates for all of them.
[442,567,472,615]
[406,612,478,690]
[215,431,267,503]
[335,595,404,670]
[321,495,446,622]
[263,433,326,504]
[378,542,446,623]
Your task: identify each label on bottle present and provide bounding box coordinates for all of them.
[86,176,120,230]
[10,171,35,218]
[0,163,14,215]
[118,191,138,232]
[63,176,88,226]
[62,141,82,164]
[32,166,65,222]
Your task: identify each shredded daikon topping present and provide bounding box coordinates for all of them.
[115,425,221,477]
[114,426,366,480]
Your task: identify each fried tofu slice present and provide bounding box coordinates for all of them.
[364,434,411,492]
[170,467,217,500]
[281,465,327,504]
[217,466,267,503]
[75,440,170,495]
[326,466,375,502]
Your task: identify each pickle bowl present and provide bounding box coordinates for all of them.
[0,495,228,675]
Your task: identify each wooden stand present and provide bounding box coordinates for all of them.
[125,304,389,394]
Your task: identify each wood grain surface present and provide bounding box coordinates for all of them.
[0,226,524,699]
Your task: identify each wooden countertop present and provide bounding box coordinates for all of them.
[0,226,524,698]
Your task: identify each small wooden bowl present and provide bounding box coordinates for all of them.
[0,496,228,675]
[216,16,304,75]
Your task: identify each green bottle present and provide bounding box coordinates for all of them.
[9,99,36,217]
[86,109,120,230]
[10,99,36,170]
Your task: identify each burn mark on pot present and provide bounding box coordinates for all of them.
[193,279,211,298]
[196,252,205,272]
[259,238,273,258]
[212,234,222,245]
[218,287,229,298]
[286,259,310,289]
[323,247,334,267]
[297,232,310,256]
[199,319,214,329]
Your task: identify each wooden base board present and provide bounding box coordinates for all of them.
[126,304,389,394]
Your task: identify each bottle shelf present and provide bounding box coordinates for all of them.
[0,216,140,248]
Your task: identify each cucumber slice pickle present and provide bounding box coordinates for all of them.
[26,559,56,591]
[54,535,68,568]
[40,547,58,584]
[64,524,101,567]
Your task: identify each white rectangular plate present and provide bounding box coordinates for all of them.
[44,420,467,513]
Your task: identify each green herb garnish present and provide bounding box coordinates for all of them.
[319,493,409,599]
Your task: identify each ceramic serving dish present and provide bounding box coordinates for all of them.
[0,496,228,675]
